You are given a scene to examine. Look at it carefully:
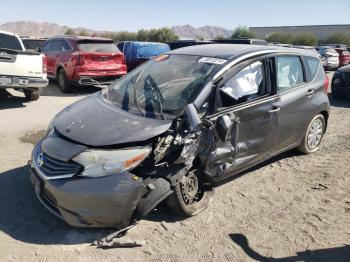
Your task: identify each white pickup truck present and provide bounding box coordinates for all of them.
[0,30,48,101]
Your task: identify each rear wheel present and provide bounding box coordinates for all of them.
[24,89,40,101]
[298,114,325,154]
[166,171,214,216]
[57,69,72,93]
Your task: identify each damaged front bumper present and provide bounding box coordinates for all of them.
[29,143,172,228]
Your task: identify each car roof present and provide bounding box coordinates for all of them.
[168,44,317,59]
[0,30,18,37]
[47,35,113,42]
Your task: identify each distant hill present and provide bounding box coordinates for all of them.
[171,25,233,40]
[0,21,233,40]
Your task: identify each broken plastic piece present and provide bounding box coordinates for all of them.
[92,223,137,248]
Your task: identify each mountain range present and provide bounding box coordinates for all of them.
[0,21,233,40]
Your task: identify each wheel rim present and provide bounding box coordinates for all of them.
[58,72,65,89]
[180,173,200,205]
[307,118,323,149]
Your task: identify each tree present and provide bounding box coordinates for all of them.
[324,33,350,46]
[64,28,76,35]
[137,28,178,43]
[266,33,293,44]
[231,26,256,39]
[291,33,318,46]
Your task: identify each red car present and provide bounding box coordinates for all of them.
[41,36,127,92]
[335,48,350,67]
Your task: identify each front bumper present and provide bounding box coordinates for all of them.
[30,144,147,228]
[0,75,48,90]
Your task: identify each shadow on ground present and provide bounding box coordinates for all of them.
[0,89,27,109]
[41,82,101,97]
[230,233,350,262]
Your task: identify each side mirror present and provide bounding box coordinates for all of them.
[185,103,202,130]
[216,115,234,142]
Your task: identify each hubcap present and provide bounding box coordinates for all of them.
[180,173,199,205]
[307,118,323,149]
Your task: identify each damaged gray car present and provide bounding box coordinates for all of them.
[30,44,330,228]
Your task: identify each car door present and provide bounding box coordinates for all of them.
[272,55,310,152]
[204,58,279,182]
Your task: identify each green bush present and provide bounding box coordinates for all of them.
[231,26,256,39]
[324,33,350,46]
[266,33,293,44]
[291,33,318,46]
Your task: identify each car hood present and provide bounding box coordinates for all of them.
[54,93,172,147]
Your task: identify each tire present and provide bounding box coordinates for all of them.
[166,171,214,216]
[57,69,72,93]
[24,89,40,101]
[298,114,325,154]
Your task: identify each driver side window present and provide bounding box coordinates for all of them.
[219,60,268,108]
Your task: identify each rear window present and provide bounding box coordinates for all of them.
[304,56,320,82]
[78,42,119,53]
[22,39,45,51]
[0,33,23,51]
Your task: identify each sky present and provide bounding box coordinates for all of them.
[2,0,350,31]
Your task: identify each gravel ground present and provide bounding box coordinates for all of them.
[0,74,349,262]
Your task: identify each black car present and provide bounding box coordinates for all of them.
[30,44,330,229]
[331,64,350,99]
[167,40,214,50]
[212,38,268,45]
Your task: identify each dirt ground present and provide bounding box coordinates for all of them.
[0,74,349,262]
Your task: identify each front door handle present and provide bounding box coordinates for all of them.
[268,106,280,113]
[306,89,316,97]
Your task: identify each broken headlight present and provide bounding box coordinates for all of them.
[73,147,151,178]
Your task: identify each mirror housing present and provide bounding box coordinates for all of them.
[185,103,202,131]
[216,115,234,142]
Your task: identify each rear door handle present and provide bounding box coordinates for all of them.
[268,106,280,113]
[306,89,316,97]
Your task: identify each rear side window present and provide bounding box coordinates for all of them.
[0,33,23,51]
[78,42,119,53]
[276,56,304,92]
[304,56,320,82]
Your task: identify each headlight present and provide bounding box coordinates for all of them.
[72,147,151,178]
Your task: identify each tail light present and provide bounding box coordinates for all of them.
[324,73,329,93]
[42,55,47,74]
[113,53,125,64]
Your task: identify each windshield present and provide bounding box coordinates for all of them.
[103,54,223,119]
[78,41,119,53]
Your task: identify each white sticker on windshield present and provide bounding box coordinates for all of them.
[198,57,227,65]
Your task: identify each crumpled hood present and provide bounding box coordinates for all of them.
[55,93,172,147]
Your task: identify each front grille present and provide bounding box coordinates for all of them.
[38,153,83,178]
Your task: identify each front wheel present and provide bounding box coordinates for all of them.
[298,114,325,154]
[24,89,40,101]
[166,171,214,216]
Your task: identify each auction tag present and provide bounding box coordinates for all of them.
[198,57,227,65]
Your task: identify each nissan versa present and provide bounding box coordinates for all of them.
[30,44,330,228]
